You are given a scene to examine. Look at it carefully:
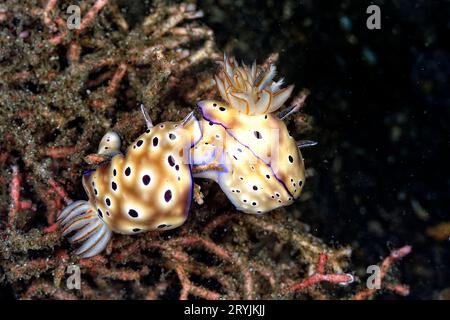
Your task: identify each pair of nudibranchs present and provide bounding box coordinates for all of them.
[58,55,316,258]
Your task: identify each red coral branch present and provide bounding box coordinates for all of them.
[289,252,354,292]
[8,166,36,228]
[8,165,21,228]
[68,41,81,64]
[175,265,221,300]
[48,178,71,203]
[43,0,58,29]
[352,246,411,300]
[41,178,71,229]
[77,0,109,33]
[106,63,128,95]
[40,145,79,159]
[175,236,233,261]
[46,0,109,45]
[49,17,68,45]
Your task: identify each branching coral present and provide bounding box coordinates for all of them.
[1,168,410,299]
[0,0,409,299]
[0,0,218,229]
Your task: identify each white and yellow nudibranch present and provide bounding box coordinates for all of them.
[192,55,313,214]
[58,107,202,258]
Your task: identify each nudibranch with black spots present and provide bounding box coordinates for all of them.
[192,119,293,214]
[58,107,202,258]
[192,55,312,214]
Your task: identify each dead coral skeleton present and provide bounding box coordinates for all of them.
[0,0,410,299]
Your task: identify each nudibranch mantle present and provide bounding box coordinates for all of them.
[198,100,305,200]
[58,111,202,258]
[192,118,295,214]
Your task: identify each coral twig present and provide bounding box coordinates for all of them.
[176,265,221,300]
[289,252,354,293]
[352,246,411,300]
[8,165,21,228]
[43,0,58,29]
[106,63,128,95]
[8,166,36,228]
[40,146,79,159]
[77,0,109,33]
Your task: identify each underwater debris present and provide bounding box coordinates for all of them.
[0,0,410,300]
[426,222,450,242]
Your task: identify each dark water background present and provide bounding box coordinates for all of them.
[195,0,449,299]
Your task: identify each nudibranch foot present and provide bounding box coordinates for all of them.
[57,200,113,258]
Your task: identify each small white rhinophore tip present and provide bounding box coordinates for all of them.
[296,140,318,149]
[181,111,195,126]
[140,104,153,129]
[181,111,202,146]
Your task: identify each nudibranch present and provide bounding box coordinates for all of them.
[192,55,310,214]
[58,108,202,258]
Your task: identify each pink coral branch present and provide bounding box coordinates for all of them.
[77,0,109,33]
[290,252,354,292]
[48,178,71,203]
[68,41,81,64]
[40,145,79,158]
[352,245,411,300]
[8,165,21,228]
[43,0,58,29]
[175,265,221,300]
[48,17,68,45]
[106,63,128,95]
[7,166,35,228]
